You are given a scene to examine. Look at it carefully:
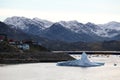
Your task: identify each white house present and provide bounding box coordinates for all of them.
[17,44,30,50]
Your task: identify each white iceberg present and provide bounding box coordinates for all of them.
[57,52,104,67]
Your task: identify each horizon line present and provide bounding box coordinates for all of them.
[0,16,120,24]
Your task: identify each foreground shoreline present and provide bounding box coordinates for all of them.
[0,51,120,64]
[53,51,120,55]
[0,52,75,64]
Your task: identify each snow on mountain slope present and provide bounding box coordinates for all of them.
[59,21,102,37]
[101,21,120,30]
[4,16,54,36]
[4,16,120,39]
[41,23,97,42]
[98,21,120,37]
[4,16,51,30]
[59,20,85,33]
[32,18,53,28]
[59,20,120,38]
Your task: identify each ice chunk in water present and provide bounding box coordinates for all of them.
[57,52,104,67]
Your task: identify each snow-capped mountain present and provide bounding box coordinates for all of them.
[59,21,120,38]
[32,18,53,28]
[40,23,97,42]
[98,21,120,37]
[4,16,53,29]
[59,20,84,33]
[59,21,104,38]
[0,21,31,40]
[3,16,120,42]
[4,16,53,36]
[4,16,44,29]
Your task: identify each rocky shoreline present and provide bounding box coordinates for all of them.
[0,52,75,64]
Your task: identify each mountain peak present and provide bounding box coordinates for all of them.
[108,21,120,24]
[50,23,65,29]
[85,22,96,26]
[106,21,120,27]
[67,20,79,23]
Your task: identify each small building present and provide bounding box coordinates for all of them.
[9,40,30,50]
[17,44,30,50]
[9,39,16,45]
[22,44,30,50]
[0,36,4,42]
[0,34,8,42]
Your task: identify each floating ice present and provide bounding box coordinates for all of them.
[57,52,104,67]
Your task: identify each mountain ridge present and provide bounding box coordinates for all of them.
[3,16,120,42]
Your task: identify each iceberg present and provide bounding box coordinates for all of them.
[57,52,104,67]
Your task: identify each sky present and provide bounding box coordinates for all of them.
[0,0,120,23]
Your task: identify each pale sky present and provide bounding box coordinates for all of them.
[0,0,120,23]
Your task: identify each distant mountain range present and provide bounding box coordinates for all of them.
[1,16,120,51]
[4,16,120,42]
